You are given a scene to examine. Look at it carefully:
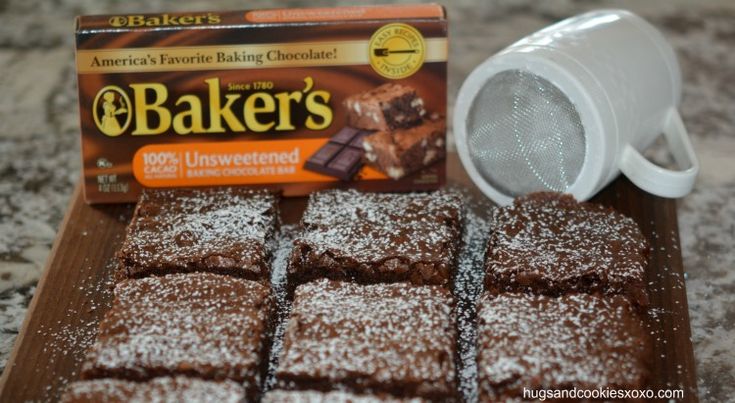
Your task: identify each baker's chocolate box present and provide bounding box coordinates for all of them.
[75,4,448,203]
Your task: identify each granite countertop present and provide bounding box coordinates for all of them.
[1,0,733,401]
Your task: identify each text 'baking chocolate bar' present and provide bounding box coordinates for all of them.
[75,4,448,203]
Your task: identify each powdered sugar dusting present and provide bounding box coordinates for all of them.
[61,376,245,403]
[42,188,664,402]
[263,389,429,402]
[297,189,462,263]
[452,203,492,403]
[271,189,489,402]
[265,224,298,392]
[276,279,457,400]
[289,189,463,286]
[485,192,648,302]
[118,188,278,278]
[81,272,272,388]
[476,293,650,401]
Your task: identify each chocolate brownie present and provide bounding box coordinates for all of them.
[485,192,649,305]
[117,187,279,281]
[288,189,463,288]
[476,292,650,401]
[362,114,445,179]
[344,83,426,131]
[60,377,245,403]
[263,390,429,403]
[276,279,458,401]
[81,273,273,401]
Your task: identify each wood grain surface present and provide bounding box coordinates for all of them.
[0,153,698,402]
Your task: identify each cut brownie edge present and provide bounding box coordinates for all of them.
[287,242,455,290]
[483,266,649,309]
[117,255,271,284]
[61,377,246,403]
[273,381,451,402]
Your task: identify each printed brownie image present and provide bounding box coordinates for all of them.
[116,187,279,282]
[363,114,446,180]
[304,84,446,183]
[80,272,274,401]
[287,189,464,289]
[476,292,650,401]
[303,127,373,181]
[60,377,246,403]
[275,279,458,401]
[344,83,426,131]
[484,192,650,306]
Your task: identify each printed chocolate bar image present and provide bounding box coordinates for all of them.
[303,127,372,181]
[363,114,446,180]
[344,83,426,131]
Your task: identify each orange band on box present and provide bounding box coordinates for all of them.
[132,140,387,187]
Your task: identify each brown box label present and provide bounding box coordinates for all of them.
[76,5,448,203]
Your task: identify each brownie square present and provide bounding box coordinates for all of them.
[60,377,245,403]
[287,189,463,288]
[477,292,650,401]
[275,279,458,401]
[117,187,279,281]
[484,192,649,305]
[363,114,446,179]
[263,390,429,403]
[344,83,426,131]
[81,272,273,401]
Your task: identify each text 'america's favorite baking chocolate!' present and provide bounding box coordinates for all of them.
[75,4,448,203]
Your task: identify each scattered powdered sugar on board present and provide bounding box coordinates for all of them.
[276,279,457,399]
[263,389,429,402]
[452,201,492,403]
[61,376,246,403]
[265,224,298,392]
[34,257,117,401]
[29,188,684,402]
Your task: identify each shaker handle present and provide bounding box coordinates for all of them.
[619,108,699,198]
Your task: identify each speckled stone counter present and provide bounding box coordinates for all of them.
[0,0,733,401]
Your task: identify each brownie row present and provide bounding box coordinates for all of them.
[62,187,465,402]
[116,186,464,289]
[61,187,652,402]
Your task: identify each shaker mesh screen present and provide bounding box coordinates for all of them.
[466,69,586,196]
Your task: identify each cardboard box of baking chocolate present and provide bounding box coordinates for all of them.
[75,4,448,203]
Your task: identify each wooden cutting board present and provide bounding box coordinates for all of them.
[0,153,698,402]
